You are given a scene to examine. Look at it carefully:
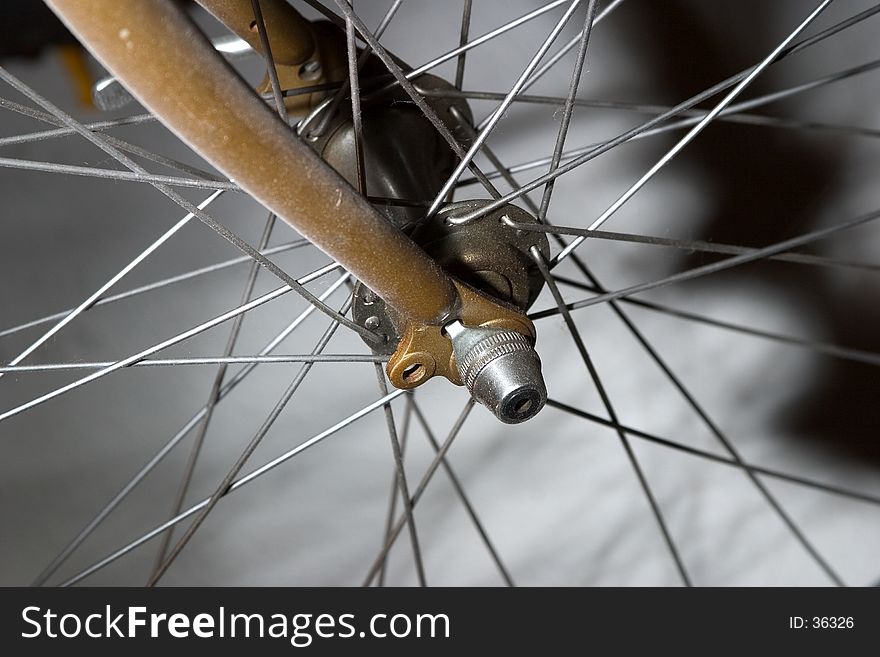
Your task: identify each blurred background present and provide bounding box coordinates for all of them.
[1,0,879,586]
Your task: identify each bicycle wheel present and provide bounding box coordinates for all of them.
[2,0,880,586]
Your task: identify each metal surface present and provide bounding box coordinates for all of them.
[352,286,399,356]
[93,34,252,110]
[196,0,349,114]
[310,74,471,228]
[47,0,546,416]
[45,0,459,326]
[355,199,550,356]
[413,200,550,310]
[307,71,479,355]
[196,0,313,64]
[385,280,535,390]
[446,322,546,423]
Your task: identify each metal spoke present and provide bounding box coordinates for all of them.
[554,275,880,368]
[507,221,880,274]
[342,4,427,584]
[451,58,880,187]
[472,107,846,585]
[332,0,504,201]
[474,94,856,585]
[0,238,312,341]
[539,265,846,585]
[148,211,278,578]
[376,393,414,587]
[529,208,880,321]
[409,398,515,587]
[345,0,368,195]
[250,0,287,117]
[641,58,880,141]
[59,387,405,587]
[373,364,427,587]
[549,381,847,587]
[307,0,403,139]
[546,400,880,507]
[307,0,583,110]
[423,88,880,142]
[0,191,222,382]
[362,400,475,586]
[450,0,870,225]
[300,0,348,27]
[426,0,585,218]
[147,303,351,585]
[443,93,556,239]
[0,264,340,424]
[0,157,238,191]
[457,56,880,184]
[367,0,621,115]
[537,0,598,222]
[148,10,303,576]
[0,104,155,147]
[532,248,692,586]
[454,0,474,90]
[520,0,624,88]
[472,0,627,131]
[386,1,570,87]
[550,0,834,265]
[32,276,351,586]
[0,356,384,373]
[0,97,219,181]
[7,0,875,591]
[0,66,378,343]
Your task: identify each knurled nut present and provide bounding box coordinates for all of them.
[457,330,534,390]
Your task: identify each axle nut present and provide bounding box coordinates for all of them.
[447,324,547,424]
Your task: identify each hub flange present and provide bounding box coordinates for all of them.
[353,200,550,354]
